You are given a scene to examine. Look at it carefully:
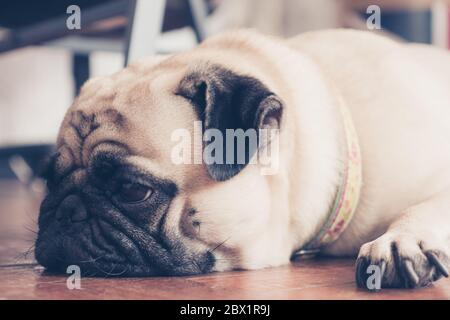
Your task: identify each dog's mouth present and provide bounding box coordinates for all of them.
[35,192,215,277]
[35,218,160,277]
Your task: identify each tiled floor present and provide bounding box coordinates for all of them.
[1,179,450,300]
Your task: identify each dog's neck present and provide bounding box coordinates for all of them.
[267,43,358,254]
[294,95,362,255]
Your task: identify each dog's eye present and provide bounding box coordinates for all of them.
[118,183,153,204]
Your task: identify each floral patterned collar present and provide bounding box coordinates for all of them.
[295,97,362,257]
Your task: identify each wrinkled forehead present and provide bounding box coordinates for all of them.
[56,62,204,185]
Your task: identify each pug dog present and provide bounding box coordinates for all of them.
[35,29,450,289]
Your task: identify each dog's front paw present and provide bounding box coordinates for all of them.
[355,233,449,289]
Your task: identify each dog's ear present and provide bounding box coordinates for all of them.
[176,64,283,181]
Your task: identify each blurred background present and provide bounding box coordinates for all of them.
[0,0,449,265]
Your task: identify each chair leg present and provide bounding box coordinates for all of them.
[188,0,209,42]
[124,0,166,65]
[72,53,90,96]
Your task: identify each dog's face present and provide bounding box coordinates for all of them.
[35,55,284,276]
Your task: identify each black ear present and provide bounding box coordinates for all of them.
[177,64,283,181]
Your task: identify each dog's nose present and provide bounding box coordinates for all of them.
[56,195,88,223]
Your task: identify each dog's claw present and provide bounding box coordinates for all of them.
[402,260,420,288]
[355,258,387,290]
[355,257,368,288]
[426,251,449,278]
[379,260,386,279]
[370,260,386,291]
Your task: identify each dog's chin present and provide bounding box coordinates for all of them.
[35,194,215,277]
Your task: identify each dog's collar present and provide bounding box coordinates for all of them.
[295,97,362,257]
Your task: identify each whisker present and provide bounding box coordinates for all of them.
[14,243,36,263]
[210,235,233,253]
[77,255,104,264]
[24,225,38,235]
[94,263,129,277]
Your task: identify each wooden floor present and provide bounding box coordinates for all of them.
[1,179,450,300]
